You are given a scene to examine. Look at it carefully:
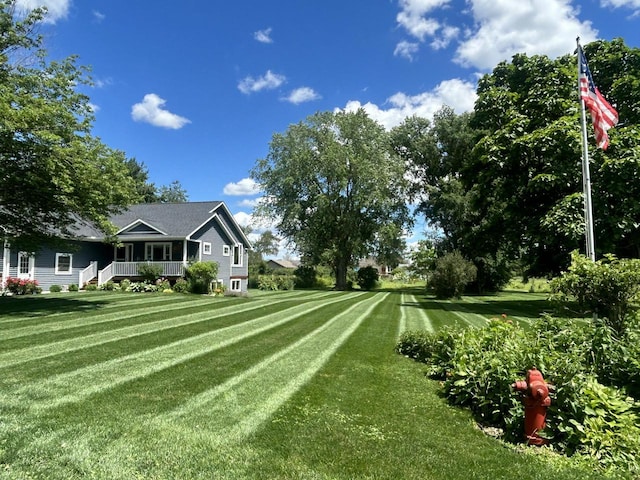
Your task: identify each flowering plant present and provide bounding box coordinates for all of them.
[4,277,40,295]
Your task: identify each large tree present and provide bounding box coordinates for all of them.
[0,1,138,251]
[469,39,640,275]
[251,109,410,290]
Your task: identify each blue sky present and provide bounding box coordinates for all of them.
[16,0,640,252]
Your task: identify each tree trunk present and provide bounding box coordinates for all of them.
[334,256,349,290]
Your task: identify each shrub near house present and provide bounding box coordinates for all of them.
[4,277,40,295]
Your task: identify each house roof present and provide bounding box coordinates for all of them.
[267,259,299,269]
[72,201,251,247]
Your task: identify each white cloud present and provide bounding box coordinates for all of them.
[396,0,450,41]
[223,178,261,196]
[14,0,70,23]
[339,78,477,130]
[238,70,286,94]
[454,0,598,69]
[395,0,598,71]
[283,87,321,104]
[601,0,640,15]
[92,10,105,22]
[394,41,420,60]
[239,198,261,208]
[131,94,191,129]
[430,24,459,50]
[87,102,99,113]
[233,211,254,229]
[601,0,640,6]
[254,27,273,43]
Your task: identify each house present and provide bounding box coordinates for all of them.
[266,258,299,271]
[0,201,252,294]
[358,257,395,277]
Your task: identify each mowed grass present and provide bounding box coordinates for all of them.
[0,290,603,479]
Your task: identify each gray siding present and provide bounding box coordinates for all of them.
[191,213,249,294]
[4,241,110,292]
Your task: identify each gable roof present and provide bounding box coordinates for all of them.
[267,259,299,269]
[110,202,222,238]
[72,201,251,247]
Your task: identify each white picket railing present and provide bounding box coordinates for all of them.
[98,261,186,285]
[79,261,98,287]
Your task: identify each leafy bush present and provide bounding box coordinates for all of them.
[172,278,188,293]
[357,266,379,291]
[49,284,62,293]
[185,261,219,294]
[85,283,98,291]
[128,281,159,293]
[396,317,640,475]
[119,278,131,291]
[99,280,115,291]
[257,274,295,291]
[294,265,317,288]
[138,263,164,283]
[4,277,40,295]
[428,251,477,299]
[68,283,79,292]
[550,251,640,335]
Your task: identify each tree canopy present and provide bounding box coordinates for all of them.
[251,109,411,290]
[0,1,138,251]
[394,39,640,282]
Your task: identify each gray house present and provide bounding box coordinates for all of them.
[0,201,251,294]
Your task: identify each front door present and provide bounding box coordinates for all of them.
[17,252,34,279]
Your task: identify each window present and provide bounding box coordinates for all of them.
[145,243,171,261]
[115,243,133,262]
[203,242,212,255]
[230,279,241,291]
[55,253,73,275]
[222,245,230,256]
[233,244,243,266]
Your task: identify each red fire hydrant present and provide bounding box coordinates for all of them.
[512,368,552,445]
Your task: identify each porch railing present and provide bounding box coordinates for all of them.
[79,261,98,287]
[98,261,186,285]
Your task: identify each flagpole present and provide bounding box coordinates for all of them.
[577,37,596,262]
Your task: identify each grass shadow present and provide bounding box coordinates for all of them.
[0,295,111,319]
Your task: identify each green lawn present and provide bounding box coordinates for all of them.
[0,290,605,479]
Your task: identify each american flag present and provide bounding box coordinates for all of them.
[578,46,618,150]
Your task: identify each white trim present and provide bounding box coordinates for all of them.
[230,279,241,292]
[203,242,212,255]
[116,219,168,236]
[222,245,230,256]
[55,253,73,275]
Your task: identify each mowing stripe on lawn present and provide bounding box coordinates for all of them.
[0,297,220,340]
[459,295,544,327]
[0,291,338,369]
[437,300,488,328]
[160,292,390,446]
[398,293,407,336]
[400,293,435,334]
[0,290,332,340]
[18,292,369,410]
[0,294,184,326]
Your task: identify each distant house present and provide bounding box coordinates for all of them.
[0,201,252,294]
[266,259,299,271]
[358,257,394,277]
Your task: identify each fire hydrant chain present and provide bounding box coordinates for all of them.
[512,368,553,446]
